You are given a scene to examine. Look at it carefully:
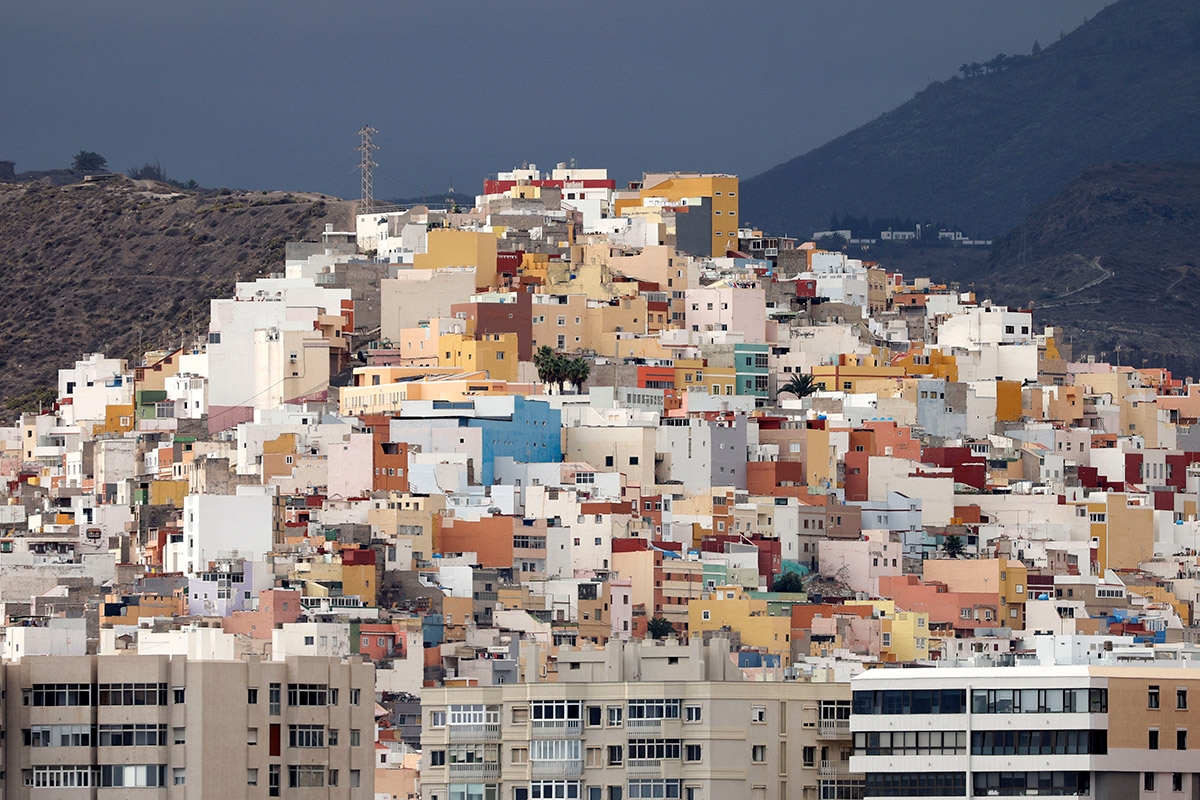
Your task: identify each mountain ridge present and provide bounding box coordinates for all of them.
[740,0,1200,238]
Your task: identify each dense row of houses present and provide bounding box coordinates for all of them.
[2,164,1200,798]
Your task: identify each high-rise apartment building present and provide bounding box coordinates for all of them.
[421,638,860,800]
[850,665,1200,798]
[1,653,375,799]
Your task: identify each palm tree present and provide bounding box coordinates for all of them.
[566,358,591,394]
[779,373,818,399]
[533,346,557,391]
[646,616,675,640]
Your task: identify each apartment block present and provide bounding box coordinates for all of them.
[421,640,858,800]
[2,653,375,799]
[850,665,1200,798]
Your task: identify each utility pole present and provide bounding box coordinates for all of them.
[357,125,378,212]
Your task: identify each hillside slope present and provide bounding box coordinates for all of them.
[978,161,1200,377]
[0,178,354,414]
[741,0,1200,238]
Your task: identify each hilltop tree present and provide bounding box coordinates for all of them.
[71,151,108,172]
[944,535,966,559]
[779,373,818,400]
[646,616,675,640]
[1032,40,1042,56]
[773,571,804,593]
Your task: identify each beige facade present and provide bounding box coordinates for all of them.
[3,653,375,799]
[421,665,856,800]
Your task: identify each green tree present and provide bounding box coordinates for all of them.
[566,357,591,394]
[944,534,966,559]
[772,571,804,593]
[71,151,108,172]
[533,346,558,391]
[127,160,167,182]
[646,616,675,640]
[779,373,818,399]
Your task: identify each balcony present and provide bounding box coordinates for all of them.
[530,761,584,779]
[626,759,663,777]
[448,723,501,742]
[449,762,501,780]
[818,719,851,739]
[626,718,663,736]
[819,760,847,778]
[530,719,582,739]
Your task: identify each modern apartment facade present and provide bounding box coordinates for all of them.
[850,665,1200,798]
[2,653,375,799]
[421,641,859,800]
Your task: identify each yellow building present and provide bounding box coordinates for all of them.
[673,358,736,397]
[893,346,958,382]
[437,332,518,382]
[414,228,498,288]
[687,585,791,657]
[1087,493,1155,572]
[94,403,136,436]
[616,173,738,257]
[811,354,906,393]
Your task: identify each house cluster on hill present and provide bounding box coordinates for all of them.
[4,164,1200,799]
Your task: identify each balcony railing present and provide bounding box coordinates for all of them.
[530,719,582,738]
[448,723,501,742]
[449,762,501,779]
[818,719,851,739]
[530,760,584,779]
[626,759,663,777]
[819,760,846,778]
[626,718,664,735]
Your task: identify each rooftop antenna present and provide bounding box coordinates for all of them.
[357,125,378,212]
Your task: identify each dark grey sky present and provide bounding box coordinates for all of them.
[2,1,1110,200]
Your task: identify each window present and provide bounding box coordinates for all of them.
[173,768,186,786]
[1150,685,1161,709]
[608,706,623,727]
[752,706,766,723]
[685,744,702,762]
[1150,729,1160,750]
[328,769,338,787]
[91,683,167,706]
[99,765,168,787]
[350,688,361,705]
[586,747,604,767]
[350,770,361,788]
[173,687,185,704]
[288,683,329,706]
[173,727,186,745]
[269,683,281,715]
[531,781,582,798]
[1145,773,1155,791]
[588,706,603,727]
[289,725,326,748]
[1179,689,1188,710]
[1175,773,1184,792]
[248,687,258,704]
[802,746,815,767]
[608,745,623,766]
[685,705,702,723]
[247,769,258,786]
[328,729,338,746]
[269,764,280,797]
[289,765,325,788]
[512,747,529,764]
[751,744,766,763]
[350,729,362,746]
[1178,729,1188,751]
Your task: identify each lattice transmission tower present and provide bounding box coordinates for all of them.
[357,125,378,211]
